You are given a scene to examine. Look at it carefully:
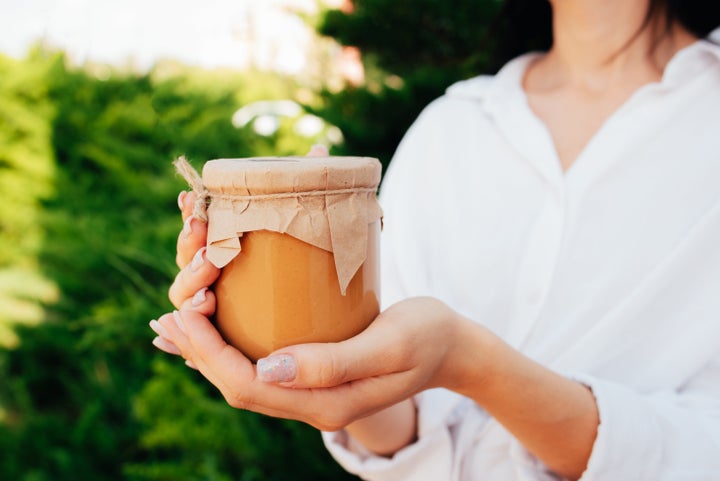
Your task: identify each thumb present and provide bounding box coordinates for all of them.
[256,326,402,388]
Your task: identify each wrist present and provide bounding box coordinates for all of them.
[344,399,417,456]
[440,312,505,397]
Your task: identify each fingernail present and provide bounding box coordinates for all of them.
[149,319,169,338]
[152,336,181,355]
[185,359,198,370]
[181,215,194,239]
[172,310,187,334]
[191,287,207,307]
[309,144,329,156]
[257,354,297,383]
[178,191,187,210]
[190,246,205,272]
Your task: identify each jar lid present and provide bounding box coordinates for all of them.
[202,156,381,195]
[175,156,383,294]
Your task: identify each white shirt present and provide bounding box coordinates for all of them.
[323,35,720,481]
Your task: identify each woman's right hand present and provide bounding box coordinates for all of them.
[151,190,221,357]
[155,144,330,357]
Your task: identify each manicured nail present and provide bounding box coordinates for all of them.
[191,287,207,307]
[185,359,198,370]
[172,310,187,334]
[257,354,297,383]
[152,336,181,355]
[181,215,194,239]
[178,191,187,210]
[308,144,329,156]
[190,246,205,272]
[149,319,169,338]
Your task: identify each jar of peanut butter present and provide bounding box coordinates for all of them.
[175,156,383,361]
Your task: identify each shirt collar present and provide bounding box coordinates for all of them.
[661,37,720,88]
[445,33,720,104]
[442,35,720,192]
[446,53,565,189]
[444,53,538,109]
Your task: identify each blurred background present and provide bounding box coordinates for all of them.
[0,0,504,479]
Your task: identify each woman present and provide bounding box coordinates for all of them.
[152,0,720,479]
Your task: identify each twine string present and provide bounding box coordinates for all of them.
[173,156,210,222]
[210,187,377,201]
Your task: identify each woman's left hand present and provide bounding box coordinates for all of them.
[154,286,598,481]
[153,296,485,431]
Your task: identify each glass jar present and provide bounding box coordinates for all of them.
[185,156,383,361]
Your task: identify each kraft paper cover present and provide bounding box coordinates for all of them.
[196,156,382,295]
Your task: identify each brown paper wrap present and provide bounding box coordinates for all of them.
[175,156,383,294]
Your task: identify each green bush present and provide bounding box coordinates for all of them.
[314,0,503,169]
[0,49,355,481]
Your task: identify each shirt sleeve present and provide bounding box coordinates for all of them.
[322,389,481,481]
[505,355,720,481]
[574,353,720,481]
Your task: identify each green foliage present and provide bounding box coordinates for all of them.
[0,50,354,481]
[128,360,351,481]
[321,0,501,75]
[315,0,502,168]
[0,51,60,344]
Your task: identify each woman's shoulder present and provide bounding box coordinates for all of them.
[419,53,540,120]
[411,75,497,126]
[444,75,496,101]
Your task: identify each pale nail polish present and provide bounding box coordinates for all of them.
[190,246,205,272]
[149,319,169,338]
[152,336,181,356]
[185,359,198,370]
[257,354,297,383]
[172,310,187,334]
[308,144,329,156]
[181,215,194,239]
[191,287,207,307]
[178,191,187,210]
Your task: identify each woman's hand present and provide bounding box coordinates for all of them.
[153,293,480,431]
[150,189,221,357]
[153,144,332,357]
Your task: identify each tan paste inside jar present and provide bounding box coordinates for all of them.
[214,223,380,361]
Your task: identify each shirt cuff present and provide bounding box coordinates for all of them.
[322,425,453,481]
[321,389,467,481]
[570,373,663,481]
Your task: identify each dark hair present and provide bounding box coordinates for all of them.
[667,0,720,39]
[484,0,552,73]
[485,0,720,74]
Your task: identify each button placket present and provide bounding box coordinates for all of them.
[505,188,566,348]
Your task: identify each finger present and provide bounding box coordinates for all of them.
[149,319,182,355]
[176,215,208,268]
[178,190,188,214]
[164,311,300,411]
[307,144,329,157]
[160,311,399,430]
[179,287,216,318]
[156,311,226,388]
[257,316,411,389]
[160,310,262,406]
[179,191,197,221]
[169,247,220,308]
[151,335,182,356]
